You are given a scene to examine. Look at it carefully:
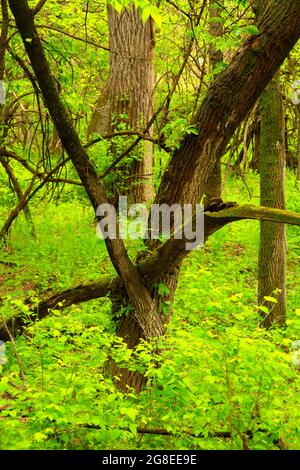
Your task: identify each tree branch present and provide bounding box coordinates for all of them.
[31,0,47,16]
[0,276,116,342]
[155,0,300,208]
[1,203,299,342]
[206,204,300,226]
[8,0,165,339]
[0,157,70,242]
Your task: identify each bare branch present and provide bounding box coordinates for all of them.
[31,0,47,16]
[36,24,110,51]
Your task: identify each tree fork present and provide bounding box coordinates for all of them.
[1,203,300,343]
[6,0,300,391]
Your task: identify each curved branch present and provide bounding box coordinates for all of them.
[31,0,47,16]
[206,204,300,226]
[0,276,116,342]
[1,203,299,342]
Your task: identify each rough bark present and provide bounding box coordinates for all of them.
[253,0,286,328]
[156,0,300,210]
[89,4,155,203]
[258,74,286,327]
[203,0,224,202]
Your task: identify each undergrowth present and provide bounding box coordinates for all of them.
[0,173,299,450]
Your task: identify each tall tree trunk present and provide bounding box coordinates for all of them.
[89,4,155,203]
[258,74,286,327]
[203,0,224,203]
[253,0,286,327]
[287,57,300,181]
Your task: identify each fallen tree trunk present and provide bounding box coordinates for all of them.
[0,276,116,342]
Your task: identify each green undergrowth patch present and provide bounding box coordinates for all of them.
[0,173,300,450]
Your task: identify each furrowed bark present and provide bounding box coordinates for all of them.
[156,0,300,208]
[258,75,286,327]
[89,4,155,203]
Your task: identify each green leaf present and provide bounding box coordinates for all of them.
[257,305,269,314]
[263,296,277,303]
[158,282,170,296]
[33,432,47,442]
[208,16,224,24]
[108,0,123,14]
[245,25,259,36]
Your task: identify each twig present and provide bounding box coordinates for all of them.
[3,321,26,387]
[31,0,47,16]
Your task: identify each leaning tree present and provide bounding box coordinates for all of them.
[2,0,300,391]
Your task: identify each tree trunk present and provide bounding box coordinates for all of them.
[156,0,300,211]
[258,74,286,327]
[89,4,155,203]
[253,0,286,328]
[111,268,179,392]
[203,0,224,202]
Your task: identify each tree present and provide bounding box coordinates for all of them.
[289,57,300,182]
[89,4,155,203]
[253,0,287,327]
[0,0,34,234]
[5,0,300,391]
[258,75,286,327]
[203,0,224,202]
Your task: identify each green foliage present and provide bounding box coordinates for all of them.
[108,0,162,28]
[1,175,300,450]
[1,0,300,452]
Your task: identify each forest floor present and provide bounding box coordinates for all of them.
[0,173,299,450]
